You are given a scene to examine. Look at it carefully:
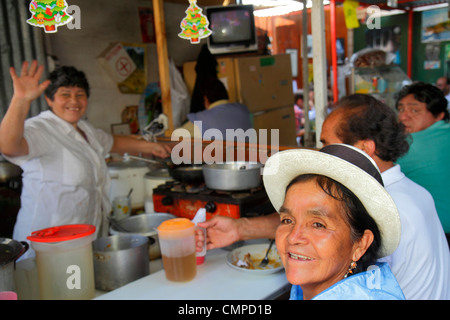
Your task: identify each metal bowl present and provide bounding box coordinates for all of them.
[109,212,176,260]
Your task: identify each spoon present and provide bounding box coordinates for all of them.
[127,188,133,199]
[259,239,275,268]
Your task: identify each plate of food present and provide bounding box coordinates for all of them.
[226,242,284,274]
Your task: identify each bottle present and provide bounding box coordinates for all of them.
[192,208,207,265]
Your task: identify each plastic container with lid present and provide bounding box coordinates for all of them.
[27,224,96,300]
[157,218,196,282]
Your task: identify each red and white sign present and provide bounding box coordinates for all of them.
[98,43,136,83]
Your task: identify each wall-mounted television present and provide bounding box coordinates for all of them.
[205,5,257,55]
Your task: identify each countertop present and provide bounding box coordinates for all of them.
[95,246,290,300]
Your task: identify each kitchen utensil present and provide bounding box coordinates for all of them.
[127,188,133,198]
[226,242,283,274]
[27,224,96,300]
[108,217,129,232]
[124,153,164,166]
[123,154,205,185]
[0,238,29,292]
[93,234,149,291]
[202,162,263,191]
[157,218,197,282]
[109,212,176,260]
[258,239,274,268]
[168,164,204,184]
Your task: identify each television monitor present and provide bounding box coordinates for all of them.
[206,5,257,55]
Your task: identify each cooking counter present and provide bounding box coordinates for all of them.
[95,245,290,300]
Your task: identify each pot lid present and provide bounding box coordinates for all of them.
[0,238,27,266]
[27,224,96,243]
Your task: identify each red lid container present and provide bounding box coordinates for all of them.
[27,224,96,243]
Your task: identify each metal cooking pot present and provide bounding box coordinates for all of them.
[93,234,149,291]
[0,238,29,292]
[109,212,176,260]
[202,162,263,191]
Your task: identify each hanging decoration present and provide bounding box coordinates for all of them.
[178,0,212,44]
[27,0,73,33]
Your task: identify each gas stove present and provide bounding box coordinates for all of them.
[152,181,275,220]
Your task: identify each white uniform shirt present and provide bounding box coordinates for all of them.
[5,111,114,260]
[380,165,450,300]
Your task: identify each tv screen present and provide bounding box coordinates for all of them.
[206,5,257,55]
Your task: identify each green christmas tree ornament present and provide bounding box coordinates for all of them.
[27,0,73,33]
[178,0,212,44]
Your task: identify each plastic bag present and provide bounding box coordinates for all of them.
[169,58,190,128]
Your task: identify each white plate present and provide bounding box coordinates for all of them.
[226,243,284,275]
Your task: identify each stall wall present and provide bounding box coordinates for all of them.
[46,0,204,133]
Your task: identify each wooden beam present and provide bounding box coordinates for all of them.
[153,0,174,135]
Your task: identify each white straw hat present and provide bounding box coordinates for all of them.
[263,144,401,258]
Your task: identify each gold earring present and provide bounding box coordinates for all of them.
[344,260,357,278]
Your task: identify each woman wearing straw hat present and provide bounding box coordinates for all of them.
[263,144,405,300]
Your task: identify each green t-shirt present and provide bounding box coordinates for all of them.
[397,121,450,233]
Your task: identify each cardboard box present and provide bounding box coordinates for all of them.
[252,105,297,146]
[234,54,294,112]
[97,42,137,83]
[183,57,237,103]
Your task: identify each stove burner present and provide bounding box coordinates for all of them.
[231,192,251,199]
[152,180,275,220]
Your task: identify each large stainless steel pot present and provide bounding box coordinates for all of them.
[0,238,29,292]
[202,162,263,191]
[109,212,176,260]
[93,234,149,291]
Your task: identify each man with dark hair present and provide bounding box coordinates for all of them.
[180,78,252,140]
[396,82,450,245]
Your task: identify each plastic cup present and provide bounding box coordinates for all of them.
[112,196,131,221]
[27,224,96,300]
[157,218,196,282]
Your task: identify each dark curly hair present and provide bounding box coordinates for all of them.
[395,82,449,121]
[286,174,381,275]
[333,94,410,162]
[44,66,90,100]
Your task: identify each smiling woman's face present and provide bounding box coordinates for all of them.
[276,179,366,299]
[45,86,88,127]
